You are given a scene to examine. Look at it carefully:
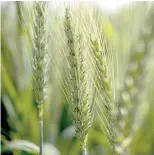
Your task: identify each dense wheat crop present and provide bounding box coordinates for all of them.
[1,1,154,155]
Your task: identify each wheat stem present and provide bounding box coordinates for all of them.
[39,105,43,155]
[82,147,88,155]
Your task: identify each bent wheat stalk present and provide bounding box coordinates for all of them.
[32,2,47,155]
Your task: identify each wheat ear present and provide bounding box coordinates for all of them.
[64,7,93,155]
[32,2,47,155]
[90,38,116,150]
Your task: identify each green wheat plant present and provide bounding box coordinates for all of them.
[63,5,96,155]
[80,5,119,153]
[62,3,120,154]
[64,3,120,154]
[1,1,154,155]
[32,2,48,155]
[90,38,116,147]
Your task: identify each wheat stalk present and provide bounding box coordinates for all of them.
[32,2,48,155]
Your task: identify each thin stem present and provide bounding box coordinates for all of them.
[82,147,88,155]
[39,105,43,155]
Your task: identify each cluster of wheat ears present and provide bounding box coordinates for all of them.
[17,1,154,155]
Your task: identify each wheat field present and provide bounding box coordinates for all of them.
[1,1,154,155]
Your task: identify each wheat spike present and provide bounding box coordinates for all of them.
[90,38,116,149]
[32,2,48,155]
[64,6,94,154]
[76,4,117,152]
[32,2,47,109]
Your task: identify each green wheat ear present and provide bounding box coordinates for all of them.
[32,2,47,109]
[64,7,94,154]
[32,2,48,155]
[75,4,118,152]
[90,38,116,149]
